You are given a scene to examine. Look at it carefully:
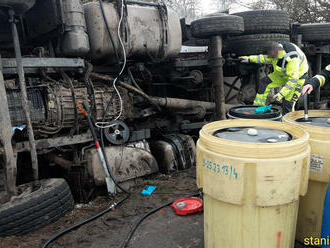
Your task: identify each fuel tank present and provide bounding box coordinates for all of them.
[84,2,182,63]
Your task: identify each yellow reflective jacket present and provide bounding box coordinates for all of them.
[248,42,309,100]
[308,64,330,89]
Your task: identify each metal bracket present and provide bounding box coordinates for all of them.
[304,44,330,55]
[2,58,85,74]
[0,132,93,154]
[14,132,93,153]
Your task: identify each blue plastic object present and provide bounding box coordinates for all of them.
[12,125,26,132]
[255,105,273,115]
[322,185,330,247]
[141,185,157,196]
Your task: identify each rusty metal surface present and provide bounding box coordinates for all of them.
[151,97,237,113]
[151,97,214,110]
[12,132,93,152]
[85,141,159,185]
[6,84,133,132]
[0,132,94,154]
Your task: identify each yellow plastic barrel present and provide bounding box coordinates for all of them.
[197,120,310,248]
[283,110,330,243]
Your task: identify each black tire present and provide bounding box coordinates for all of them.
[298,23,330,42]
[0,178,74,237]
[226,33,290,56]
[183,37,209,46]
[191,14,244,38]
[233,10,290,34]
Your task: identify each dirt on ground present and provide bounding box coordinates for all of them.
[0,167,311,248]
[0,168,200,248]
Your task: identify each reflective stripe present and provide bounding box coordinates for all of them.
[255,97,266,103]
[284,85,294,91]
[258,55,262,63]
[263,55,268,63]
[281,51,300,72]
[281,44,307,73]
[293,43,307,66]
[289,79,298,85]
[326,64,330,71]
[254,100,266,106]
[315,75,326,87]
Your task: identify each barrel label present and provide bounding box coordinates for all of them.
[202,159,239,180]
[310,155,324,174]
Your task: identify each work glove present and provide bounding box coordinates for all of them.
[301,84,314,95]
[239,56,249,63]
[273,92,284,103]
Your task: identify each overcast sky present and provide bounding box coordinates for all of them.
[201,0,255,14]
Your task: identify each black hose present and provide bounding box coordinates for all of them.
[128,67,143,91]
[42,195,128,248]
[42,104,130,248]
[99,0,121,65]
[304,94,309,120]
[120,193,201,248]
[100,98,129,195]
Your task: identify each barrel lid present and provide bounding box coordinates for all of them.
[296,117,330,128]
[228,105,281,120]
[171,198,203,216]
[213,127,292,143]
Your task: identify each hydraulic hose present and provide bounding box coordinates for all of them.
[99,0,121,64]
[42,196,128,248]
[120,192,201,248]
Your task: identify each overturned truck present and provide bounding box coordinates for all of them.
[1,0,330,238]
[0,0,231,237]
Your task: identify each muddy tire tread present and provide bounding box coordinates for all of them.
[0,179,74,237]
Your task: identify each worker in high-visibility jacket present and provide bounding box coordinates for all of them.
[302,64,330,95]
[239,41,309,114]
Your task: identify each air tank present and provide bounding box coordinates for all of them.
[61,0,90,57]
[84,2,182,63]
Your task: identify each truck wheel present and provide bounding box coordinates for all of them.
[298,23,330,42]
[233,10,290,34]
[226,33,290,56]
[191,14,244,38]
[0,178,74,237]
